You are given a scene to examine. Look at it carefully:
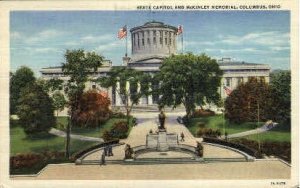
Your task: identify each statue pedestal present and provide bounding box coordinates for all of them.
[157,131,169,151]
[146,130,178,151]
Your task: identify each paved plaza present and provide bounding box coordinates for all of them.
[11,112,291,180]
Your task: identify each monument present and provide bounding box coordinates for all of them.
[145,112,179,151]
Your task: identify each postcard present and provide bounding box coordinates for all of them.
[0,0,298,188]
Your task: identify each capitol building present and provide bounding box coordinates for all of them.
[41,21,270,108]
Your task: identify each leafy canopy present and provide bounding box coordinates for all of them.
[225,77,272,123]
[62,49,104,115]
[10,66,36,114]
[98,66,151,124]
[16,83,55,135]
[158,53,223,116]
[74,90,111,128]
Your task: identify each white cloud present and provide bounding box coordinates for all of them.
[11,31,22,40]
[205,48,259,53]
[220,31,290,46]
[33,47,60,53]
[81,34,114,42]
[270,46,290,51]
[25,29,65,44]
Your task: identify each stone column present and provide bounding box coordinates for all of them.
[115,81,121,106]
[126,81,131,106]
[137,82,141,105]
[148,82,153,105]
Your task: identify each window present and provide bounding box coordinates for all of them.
[153,30,157,44]
[147,37,150,45]
[169,38,172,45]
[226,78,231,87]
[237,77,243,85]
[92,85,96,89]
[142,32,145,46]
[159,31,163,44]
[137,34,140,47]
[165,37,167,45]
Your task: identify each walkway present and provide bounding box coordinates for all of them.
[49,128,103,142]
[82,112,245,162]
[13,160,290,180]
[224,122,278,139]
[11,112,290,180]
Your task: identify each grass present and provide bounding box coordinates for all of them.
[187,115,263,135]
[237,124,291,142]
[10,120,99,156]
[56,116,133,138]
[186,115,290,143]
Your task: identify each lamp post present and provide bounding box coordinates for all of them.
[257,102,261,153]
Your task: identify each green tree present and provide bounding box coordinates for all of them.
[268,71,291,125]
[38,78,64,93]
[10,66,36,114]
[98,66,151,124]
[62,49,103,158]
[225,77,272,123]
[16,83,55,135]
[52,91,67,117]
[158,53,223,118]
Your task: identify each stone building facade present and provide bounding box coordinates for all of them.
[40,21,270,108]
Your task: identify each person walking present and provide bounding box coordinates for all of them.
[100,151,106,166]
[108,145,113,156]
[180,132,185,142]
[104,146,108,156]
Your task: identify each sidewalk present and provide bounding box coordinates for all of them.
[49,128,104,142]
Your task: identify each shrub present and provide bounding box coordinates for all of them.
[192,109,215,118]
[182,115,190,125]
[231,138,291,162]
[111,121,129,139]
[102,121,130,141]
[102,130,114,142]
[197,122,206,128]
[111,112,126,118]
[74,90,111,128]
[197,128,221,138]
[10,151,65,169]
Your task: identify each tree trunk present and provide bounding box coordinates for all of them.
[65,116,71,158]
[126,109,130,126]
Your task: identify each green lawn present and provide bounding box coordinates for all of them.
[187,115,291,143]
[187,115,263,135]
[56,116,133,138]
[236,124,291,142]
[10,120,99,156]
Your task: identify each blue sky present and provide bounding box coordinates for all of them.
[10,11,290,76]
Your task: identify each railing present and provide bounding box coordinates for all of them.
[72,139,120,160]
[202,137,260,158]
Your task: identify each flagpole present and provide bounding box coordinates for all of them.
[181,31,184,54]
[125,25,128,57]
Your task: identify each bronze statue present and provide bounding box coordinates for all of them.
[195,141,204,157]
[124,144,134,159]
[158,110,166,130]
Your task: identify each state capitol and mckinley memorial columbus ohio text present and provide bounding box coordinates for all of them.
[137,5,279,10]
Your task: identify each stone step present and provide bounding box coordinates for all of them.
[204,157,247,162]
